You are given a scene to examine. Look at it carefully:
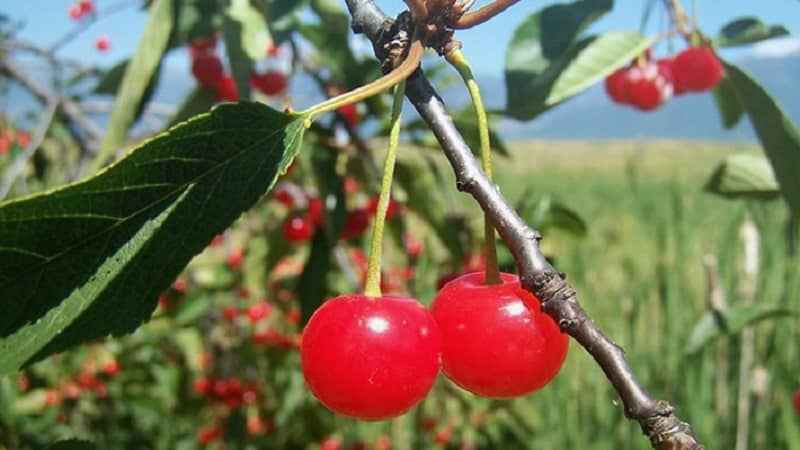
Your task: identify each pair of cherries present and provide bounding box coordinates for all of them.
[300,272,569,420]
[605,46,724,111]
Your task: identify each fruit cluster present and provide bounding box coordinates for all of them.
[301,271,569,420]
[68,0,95,21]
[605,46,723,111]
[188,37,289,103]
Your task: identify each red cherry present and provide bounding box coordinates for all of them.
[189,37,217,59]
[283,215,314,243]
[340,209,371,240]
[172,277,188,294]
[308,197,324,225]
[95,35,111,52]
[251,71,288,96]
[215,75,240,102]
[246,301,273,323]
[79,0,95,14]
[375,436,392,450]
[604,67,631,104]
[193,377,213,396]
[222,306,239,322]
[0,136,10,155]
[301,294,441,420]
[673,47,723,93]
[338,103,360,127]
[435,426,453,445]
[101,359,120,377]
[69,4,84,20]
[266,42,281,57]
[431,272,569,398]
[197,426,222,445]
[343,176,359,194]
[16,131,31,148]
[320,437,342,450]
[793,390,800,417]
[45,389,62,406]
[626,63,667,111]
[404,232,423,260]
[192,54,224,87]
[273,186,294,208]
[227,247,244,270]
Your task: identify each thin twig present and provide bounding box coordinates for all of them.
[453,0,521,29]
[0,100,58,200]
[344,1,705,448]
[0,56,103,145]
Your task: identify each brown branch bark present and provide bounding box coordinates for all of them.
[344,1,706,449]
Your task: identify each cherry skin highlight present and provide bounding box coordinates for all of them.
[301,294,441,420]
[431,272,569,398]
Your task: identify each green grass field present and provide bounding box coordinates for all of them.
[447,140,800,449]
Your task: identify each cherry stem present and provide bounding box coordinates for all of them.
[446,49,501,285]
[300,39,423,126]
[364,81,406,298]
[453,0,521,29]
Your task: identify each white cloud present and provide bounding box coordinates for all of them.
[749,37,800,59]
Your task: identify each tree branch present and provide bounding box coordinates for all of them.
[344,1,705,449]
[0,54,103,147]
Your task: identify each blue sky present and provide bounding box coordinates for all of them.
[4,0,799,78]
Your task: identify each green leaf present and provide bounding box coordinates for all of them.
[685,304,797,354]
[0,103,307,374]
[504,0,652,119]
[715,17,789,48]
[725,62,800,218]
[705,153,780,201]
[167,86,218,128]
[519,193,587,238]
[250,0,306,43]
[297,231,332,326]
[93,0,174,170]
[94,59,163,124]
[712,76,745,129]
[46,440,98,450]
[167,0,221,49]
[223,0,267,100]
[546,32,654,106]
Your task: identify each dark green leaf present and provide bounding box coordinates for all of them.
[93,0,174,170]
[725,62,800,218]
[504,0,651,120]
[167,0,221,49]
[46,440,98,450]
[686,304,797,354]
[94,59,163,123]
[712,76,745,129]
[297,231,332,326]
[250,0,306,43]
[167,86,218,127]
[521,194,587,238]
[716,17,789,47]
[0,103,307,374]
[705,153,780,201]
[223,0,268,100]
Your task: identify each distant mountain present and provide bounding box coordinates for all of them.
[445,53,800,141]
